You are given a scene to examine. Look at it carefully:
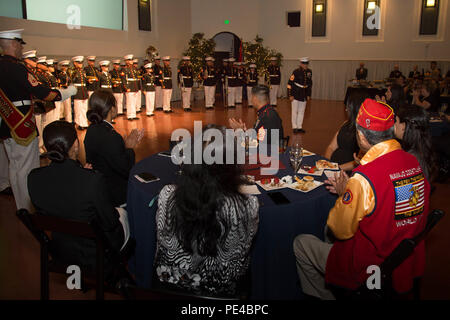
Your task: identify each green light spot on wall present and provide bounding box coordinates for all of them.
[224,19,230,25]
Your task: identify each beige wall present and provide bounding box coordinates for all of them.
[191,0,450,61]
[0,0,192,59]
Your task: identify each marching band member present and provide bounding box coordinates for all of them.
[98,60,115,122]
[226,58,237,108]
[142,63,156,117]
[85,56,99,98]
[202,57,217,109]
[44,59,60,124]
[0,29,76,211]
[133,58,143,114]
[71,55,89,130]
[110,59,125,116]
[178,56,193,112]
[56,60,72,122]
[267,57,281,107]
[162,56,173,113]
[123,54,140,120]
[287,57,312,134]
[235,61,244,104]
[247,63,258,108]
[153,56,163,111]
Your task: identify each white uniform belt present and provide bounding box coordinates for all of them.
[51,87,58,90]
[74,84,86,87]
[101,85,112,88]
[12,100,32,106]
[182,76,191,79]
[269,75,279,77]
[227,76,236,79]
[294,82,308,89]
[207,76,215,78]
[163,77,171,80]
[127,78,139,81]
[146,83,154,85]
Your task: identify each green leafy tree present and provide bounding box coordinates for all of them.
[181,33,216,85]
[243,35,283,80]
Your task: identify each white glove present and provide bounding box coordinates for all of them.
[57,85,77,101]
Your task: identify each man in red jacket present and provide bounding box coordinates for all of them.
[294,98,430,299]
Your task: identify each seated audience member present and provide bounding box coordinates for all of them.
[412,83,440,113]
[355,62,368,81]
[408,65,421,79]
[376,84,407,113]
[27,121,126,273]
[84,90,144,207]
[155,125,259,297]
[395,104,436,182]
[293,99,431,300]
[432,114,450,182]
[324,91,366,172]
[229,85,284,145]
[389,64,403,79]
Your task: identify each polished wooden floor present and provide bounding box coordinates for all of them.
[1,97,449,300]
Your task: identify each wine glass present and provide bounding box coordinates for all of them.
[289,144,303,180]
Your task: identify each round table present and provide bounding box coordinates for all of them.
[126,151,338,300]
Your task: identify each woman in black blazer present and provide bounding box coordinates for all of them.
[27,121,125,273]
[84,90,144,207]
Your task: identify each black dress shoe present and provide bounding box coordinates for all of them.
[248,105,253,108]
[133,117,140,120]
[77,125,83,130]
[298,128,306,133]
[0,186,13,196]
[147,113,154,117]
[184,108,192,112]
[228,106,236,109]
[164,110,170,114]
[127,118,133,120]
[136,110,142,114]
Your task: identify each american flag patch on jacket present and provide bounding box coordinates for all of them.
[393,173,425,220]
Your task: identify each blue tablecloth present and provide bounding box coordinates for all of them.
[126,151,338,300]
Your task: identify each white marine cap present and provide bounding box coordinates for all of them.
[154,55,161,60]
[124,54,134,60]
[182,56,190,61]
[133,59,139,64]
[60,60,70,66]
[300,57,310,63]
[162,56,171,61]
[205,56,214,61]
[99,60,110,66]
[46,59,54,66]
[270,57,278,61]
[87,56,96,61]
[144,63,153,69]
[37,56,47,64]
[0,29,26,44]
[22,50,37,59]
[72,55,84,62]
[112,59,121,64]
[228,57,236,62]
[249,64,257,68]
[222,58,229,62]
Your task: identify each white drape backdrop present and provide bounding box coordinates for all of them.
[278,60,450,101]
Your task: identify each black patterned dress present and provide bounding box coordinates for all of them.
[155,184,259,296]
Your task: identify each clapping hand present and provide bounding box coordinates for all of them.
[84,163,93,170]
[124,129,145,149]
[324,170,349,196]
[229,118,247,131]
[375,95,386,103]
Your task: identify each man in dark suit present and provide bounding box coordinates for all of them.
[355,62,368,80]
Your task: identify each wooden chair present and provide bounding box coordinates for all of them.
[16,209,128,300]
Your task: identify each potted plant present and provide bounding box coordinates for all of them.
[243,35,283,85]
[181,33,216,101]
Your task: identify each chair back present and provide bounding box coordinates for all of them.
[16,209,106,300]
